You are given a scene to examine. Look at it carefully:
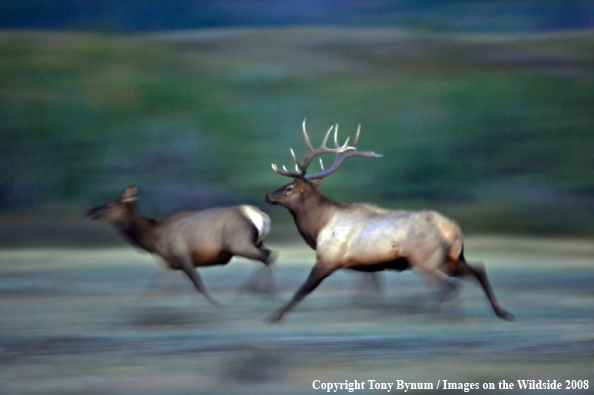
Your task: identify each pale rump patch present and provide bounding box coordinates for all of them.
[240,205,271,244]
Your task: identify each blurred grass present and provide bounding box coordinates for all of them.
[1,28,594,238]
[1,239,593,394]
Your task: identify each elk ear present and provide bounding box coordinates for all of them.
[121,185,140,202]
[310,179,324,189]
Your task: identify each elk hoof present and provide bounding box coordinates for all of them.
[495,308,515,321]
[438,280,461,302]
[265,312,283,324]
[265,251,278,267]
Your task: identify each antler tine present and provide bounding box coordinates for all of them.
[302,118,314,150]
[305,125,382,180]
[306,148,382,180]
[320,125,334,150]
[271,163,302,177]
[334,124,339,148]
[271,144,306,177]
[290,148,298,164]
[298,123,352,174]
[271,121,375,179]
[332,124,351,150]
[353,124,361,147]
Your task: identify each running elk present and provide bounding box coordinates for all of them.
[265,120,513,322]
[87,185,274,304]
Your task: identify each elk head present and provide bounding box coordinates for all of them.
[86,185,140,223]
[265,119,382,212]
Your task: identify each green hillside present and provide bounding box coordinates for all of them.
[1,28,593,236]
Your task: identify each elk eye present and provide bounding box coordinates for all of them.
[286,186,294,193]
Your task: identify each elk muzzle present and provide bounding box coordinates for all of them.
[86,205,104,220]
[265,193,278,205]
[86,203,122,222]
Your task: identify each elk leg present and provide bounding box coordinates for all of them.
[229,243,277,295]
[229,242,275,266]
[367,272,383,294]
[235,266,278,297]
[447,259,514,321]
[354,272,383,295]
[412,248,460,301]
[225,222,275,266]
[141,268,170,294]
[177,256,218,306]
[260,244,277,266]
[267,265,334,323]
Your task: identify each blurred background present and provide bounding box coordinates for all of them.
[1,3,594,395]
[1,0,594,245]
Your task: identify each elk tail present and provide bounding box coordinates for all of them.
[240,205,271,245]
[458,244,467,263]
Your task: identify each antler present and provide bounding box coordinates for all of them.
[271,119,382,179]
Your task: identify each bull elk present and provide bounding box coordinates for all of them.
[265,120,513,322]
[87,185,274,304]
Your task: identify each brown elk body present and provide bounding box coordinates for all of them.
[265,120,513,322]
[87,186,273,304]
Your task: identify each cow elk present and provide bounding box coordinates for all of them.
[87,185,274,304]
[265,120,513,322]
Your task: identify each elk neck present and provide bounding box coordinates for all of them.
[113,204,159,253]
[289,190,342,249]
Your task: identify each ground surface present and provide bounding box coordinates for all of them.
[0,237,593,394]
